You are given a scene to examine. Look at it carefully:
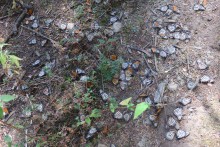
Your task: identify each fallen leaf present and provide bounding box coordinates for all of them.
[102,125,109,135]
[112,78,119,85]
[110,55,117,61]
[119,97,132,106]
[172,5,178,12]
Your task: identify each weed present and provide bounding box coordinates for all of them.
[93,37,118,53]
[97,54,123,82]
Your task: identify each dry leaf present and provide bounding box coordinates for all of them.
[110,55,117,61]
[112,78,119,85]
[172,5,178,12]
[102,125,109,135]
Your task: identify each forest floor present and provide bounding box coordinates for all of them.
[0,0,219,147]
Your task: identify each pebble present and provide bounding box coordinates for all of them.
[167,82,178,91]
[187,81,197,90]
[32,60,40,66]
[41,40,47,47]
[200,75,210,83]
[167,117,176,127]
[112,22,122,33]
[132,61,140,70]
[142,78,153,86]
[176,130,189,139]
[160,5,168,12]
[86,33,95,42]
[110,144,116,147]
[165,131,175,141]
[167,24,176,32]
[158,28,167,38]
[145,97,153,105]
[45,19,53,27]
[179,97,192,106]
[119,70,126,81]
[42,114,48,121]
[122,63,129,70]
[95,0,102,3]
[110,16,118,23]
[38,69,45,77]
[100,90,109,101]
[197,59,208,70]
[43,87,50,96]
[21,84,28,90]
[80,76,89,82]
[123,112,132,122]
[76,68,85,75]
[104,29,114,37]
[160,50,167,58]
[59,23,67,30]
[32,20,39,29]
[173,32,180,39]
[149,115,157,122]
[98,144,107,147]
[166,45,176,54]
[25,111,32,118]
[179,32,187,40]
[173,108,183,120]
[154,82,166,103]
[114,111,123,119]
[86,127,97,139]
[67,23,74,30]
[165,9,173,16]
[36,104,43,112]
[29,38,37,45]
[193,4,205,11]
[29,15,35,21]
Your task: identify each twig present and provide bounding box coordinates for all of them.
[126,45,152,57]
[21,25,64,50]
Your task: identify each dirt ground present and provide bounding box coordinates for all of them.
[0,0,220,147]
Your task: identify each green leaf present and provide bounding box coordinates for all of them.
[85,117,91,126]
[9,55,22,68]
[0,95,16,102]
[127,103,135,111]
[90,109,101,118]
[97,39,105,44]
[119,97,132,106]
[0,107,3,119]
[0,43,10,50]
[109,98,118,113]
[133,102,150,119]
[4,135,12,143]
[0,52,7,68]
[36,143,41,147]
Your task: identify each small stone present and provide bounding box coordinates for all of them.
[187,81,197,90]
[200,75,210,83]
[86,127,97,139]
[41,40,47,47]
[80,76,89,82]
[110,144,116,147]
[59,23,67,30]
[21,84,28,90]
[45,19,53,27]
[120,81,127,90]
[173,32,180,39]
[95,0,102,3]
[119,70,126,81]
[86,33,95,42]
[32,60,40,66]
[173,108,183,120]
[29,38,37,45]
[114,111,123,119]
[36,104,43,112]
[166,131,175,141]
[42,114,48,121]
[166,9,173,16]
[100,90,109,101]
[167,24,176,32]
[122,63,129,70]
[67,23,74,30]
[176,130,189,139]
[166,45,176,54]
[142,78,153,86]
[29,16,35,21]
[123,113,132,122]
[154,82,166,103]
[76,68,85,75]
[167,117,176,127]
[110,16,118,23]
[104,29,114,37]
[179,97,192,106]
[145,97,153,105]
[160,50,167,58]
[158,28,167,37]
[160,5,168,12]
[38,69,45,77]
[179,33,186,40]
[167,82,178,91]
[193,4,205,11]
[32,21,38,29]
[98,144,107,147]
[197,59,208,70]
[112,22,122,33]
[149,115,156,122]
[43,87,50,96]
[25,111,32,117]
[132,61,140,70]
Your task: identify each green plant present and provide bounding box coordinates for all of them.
[93,38,118,52]
[98,54,123,82]
[0,95,16,119]
[0,42,22,75]
[119,97,150,119]
[109,98,118,113]
[4,135,12,147]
